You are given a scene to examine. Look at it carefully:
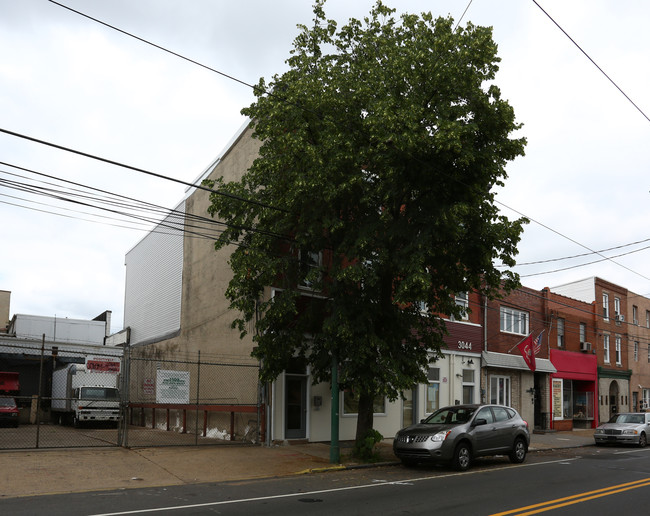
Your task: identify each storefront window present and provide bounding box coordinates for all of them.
[343,391,385,415]
[490,376,510,406]
[552,379,563,420]
[426,368,440,414]
[563,380,573,419]
[573,391,594,420]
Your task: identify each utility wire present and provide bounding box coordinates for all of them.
[19,1,650,286]
[47,0,257,92]
[495,198,650,282]
[0,127,287,214]
[532,0,650,124]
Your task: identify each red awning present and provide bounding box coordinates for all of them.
[550,349,597,381]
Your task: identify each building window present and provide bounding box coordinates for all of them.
[615,336,622,365]
[633,305,639,325]
[603,293,609,321]
[490,375,511,406]
[603,334,610,364]
[342,391,385,415]
[647,310,650,329]
[299,250,322,290]
[643,389,650,411]
[500,306,528,335]
[557,318,565,348]
[635,342,639,362]
[579,323,586,344]
[452,292,469,321]
[462,369,475,404]
[426,368,440,414]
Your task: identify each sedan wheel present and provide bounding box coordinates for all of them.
[639,433,647,448]
[452,442,471,471]
[509,437,527,464]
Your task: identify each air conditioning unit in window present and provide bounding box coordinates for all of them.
[615,314,625,322]
[580,341,592,352]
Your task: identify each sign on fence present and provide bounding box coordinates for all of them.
[156,370,190,404]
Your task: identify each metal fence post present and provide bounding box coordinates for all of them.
[35,335,45,449]
[120,344,131,448]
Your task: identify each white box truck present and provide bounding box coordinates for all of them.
[51,363,120,427]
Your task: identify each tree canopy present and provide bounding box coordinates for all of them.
[205,1,527,440]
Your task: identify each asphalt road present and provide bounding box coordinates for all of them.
[3,446,650,515]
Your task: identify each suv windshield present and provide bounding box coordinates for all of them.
[80,387,119,400]
[424,406,476,425]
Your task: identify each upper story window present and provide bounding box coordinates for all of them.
[633,305,639,325]
[500,306,528,336]
[557,318,565,348]
[603,293,609,321]
[298,250,322,290]
[615,336,622,365]
[451,292,469,321]
[634,342,639,362]
[647,310,650,329]
[614,297,621,319]
[603,334,610,364]
[579,322,586,344]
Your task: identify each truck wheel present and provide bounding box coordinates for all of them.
[73,416,80,428]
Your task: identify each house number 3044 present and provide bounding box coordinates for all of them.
[458,341,472,350]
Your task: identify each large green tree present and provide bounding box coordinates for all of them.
[205,1,527,444]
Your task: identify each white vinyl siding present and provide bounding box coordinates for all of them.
[124,202,184,345]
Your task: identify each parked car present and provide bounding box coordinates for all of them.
[393,404,530,471]
[0,396,19,428]
[594,412,650,447]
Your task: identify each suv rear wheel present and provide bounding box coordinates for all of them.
[509,437,527,464]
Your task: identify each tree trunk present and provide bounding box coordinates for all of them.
[355,389,375,443]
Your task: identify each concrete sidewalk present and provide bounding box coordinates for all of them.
[0,429,595,499]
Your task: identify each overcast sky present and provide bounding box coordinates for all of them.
[2,0,650,333]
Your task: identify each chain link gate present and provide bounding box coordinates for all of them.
[123,347,262,448]
[0,340,122,450]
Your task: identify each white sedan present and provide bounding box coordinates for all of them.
[594,412,650,447]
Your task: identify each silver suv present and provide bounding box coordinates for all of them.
[393,404,530,471]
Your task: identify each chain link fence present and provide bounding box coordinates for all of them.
[0,340,263,450]
[0,340,122,450]
[123,347,263,448]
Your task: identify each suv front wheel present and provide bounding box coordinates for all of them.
[452,442,472,471]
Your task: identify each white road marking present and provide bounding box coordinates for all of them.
[90,458,578,516]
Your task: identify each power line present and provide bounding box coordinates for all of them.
[495,198,650,282]
[532,0,650,124]
[0,162,292,243]
[18,1,650,288]
[47,0,257,92]
[0,127,287,214]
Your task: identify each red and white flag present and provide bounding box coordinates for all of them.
[518,333,536,372]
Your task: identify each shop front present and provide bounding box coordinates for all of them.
[550,349,598,430]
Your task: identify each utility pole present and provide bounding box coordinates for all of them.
[330,354,340,463]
